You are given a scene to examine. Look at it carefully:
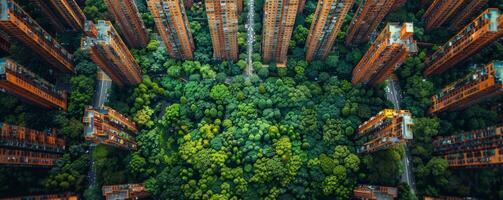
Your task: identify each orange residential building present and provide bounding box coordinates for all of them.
[103,0,149,48]
[423,8,502,76]
[352,23,417,85]
[31,0,87,32]
[305,0,354,61]
[0,30,9,53]
[147,0,195,60]
[0,123,65,167]
[0,58,68,110]
[353,185,398,200]
[102,184,149,200]
[205,0,239,61]
[345,0,405,45]
[429,61,503,114]
[81,20,142,87]
[0,194,77,200]
[356,109,413,154]
[422,0,465,31]
[448,0,488,31]
[0,0,75,73]
[83,106,138,150]
[261,0,299,67]
[433,124,503,168]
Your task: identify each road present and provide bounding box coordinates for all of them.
[244,0,255,76]
[93,69,112,108]
[385,78,417,194]
[87,69,112,189]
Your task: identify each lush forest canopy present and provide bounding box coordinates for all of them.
[0,0,502,199]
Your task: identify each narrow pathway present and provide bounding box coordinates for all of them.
[244,0,255,77]
[385,78,417,194]
[87,69,112,189]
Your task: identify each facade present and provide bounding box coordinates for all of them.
[448,0,488,31]
[433,124,503,168]
[102,184,149,200]
[1,194,77,200]
[0,0,74,73]
[353,185,398,200]
[345,0,404,45]
[83,106,138,150]
[422,0,465,31]
[429,61,503,114]
[0,123,64,167]
[424,8,502,76]
[31,0,87,31]
[205,0,239,61]
[356,109,413,154]
[0,58,68,110]
[103,0,149,48]
[351,23,417,85]
[305,0,354,61]
[147,0,195,60]
[81,20,142,87]
[0,30,9,53]
[261,0,299,67]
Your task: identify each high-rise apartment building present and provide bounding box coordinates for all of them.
[345,0,404,45]
[83,106,138,150]
[422,0,465,31]
[352,23,417,85]
[422,0,488,31]
[1,194,78,200]
[433,124,503,168]
[0,123,64,167]
[305,0,354,61]
[0,58,68,110]
[31,0,87,32]
[261,0,299,67]
[147,0,195,60]
[356,109,413,154]
[0,30,9,53]
[0,0,74,73]
[424,197,474,200]
[429,61,502,114]
[103,0,149,48]
[424,8,502,76]
[102,184,149,200]
[81,20,142,87]
[205,0,239,61]
[448,0,488,31]
[353,185,398,200]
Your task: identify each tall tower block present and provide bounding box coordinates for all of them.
[30,0,87,31]
[0,59,68,110]
[345,0,404,45]
[103,0,149,48]
[261,0,299,67]
[81,20,142,87]
[352,23,417,85]
[305,0,354,61]
[422,0,465,31]
[429,61,503,114]
[83,106,138,150]
[0,0,74,73]
[356,109,413,154]
[433,124,503,168]
[0,123,65,167]
[205,0,239,61]
[423,8,503,76]
[147,0,195,60]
